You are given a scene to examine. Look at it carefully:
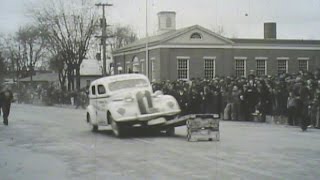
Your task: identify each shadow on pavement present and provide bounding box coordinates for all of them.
[95,128,186,140]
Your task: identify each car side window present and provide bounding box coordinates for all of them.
[97,85,106,94]
[91,85,96,95]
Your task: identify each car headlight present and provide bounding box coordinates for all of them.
[124,94,134,102]
[167,101,175,108]
[117,108,126,116]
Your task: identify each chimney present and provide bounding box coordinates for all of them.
[264,22,277,39]
[157,11,176,34]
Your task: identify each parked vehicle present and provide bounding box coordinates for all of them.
[86,74,181,137]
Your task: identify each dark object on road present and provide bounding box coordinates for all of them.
[186,114,220,142]
[0,86,13,126]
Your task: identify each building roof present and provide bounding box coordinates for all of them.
[80,59,102,76]
[113,24,320,55]
[19,73,59,82]
[113,26,190,53]
[113,25,234,53]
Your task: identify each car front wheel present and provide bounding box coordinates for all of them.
[109,114,125,137]
[87,114,98,132]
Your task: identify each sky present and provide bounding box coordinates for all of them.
[1,0,320,39]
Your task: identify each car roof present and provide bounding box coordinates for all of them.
[91,74,149,86]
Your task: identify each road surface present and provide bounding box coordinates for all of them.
[0,104,320,180]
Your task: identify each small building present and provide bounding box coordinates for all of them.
[113,11,320,81]
[18,59,103,90]
[19,72,59,86]
[79,59,103,89]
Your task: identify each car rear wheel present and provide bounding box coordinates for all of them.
[110,114,125,137]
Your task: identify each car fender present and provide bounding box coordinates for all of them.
[153,94,181,112]
[107,101,140,122]
[107,102,127,122]
[86,105,98,125]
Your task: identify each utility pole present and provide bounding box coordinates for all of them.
[145,0,149,79]
[95,2,113,76]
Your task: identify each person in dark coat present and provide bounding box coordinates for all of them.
[256,81,271,122]
[244,80,259,120]
[188,84,201,114]
[0,85,14,125]
[293,78,311,130]
[239,84,250,121]
[230,85,241,121]
[212,85,222,116]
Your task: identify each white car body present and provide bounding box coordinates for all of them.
[86,74,181,136]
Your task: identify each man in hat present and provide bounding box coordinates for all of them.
[0,85,13,125]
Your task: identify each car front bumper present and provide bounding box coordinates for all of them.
[115,109,181,123]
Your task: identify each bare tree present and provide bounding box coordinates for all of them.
[1,34,26,80]
[107,25,138,50]
[16,25,49,81]
[48,52,68,91]
[0,51,6,83]
[32,0,99,91]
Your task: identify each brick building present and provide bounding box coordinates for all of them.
[113,11,320,81]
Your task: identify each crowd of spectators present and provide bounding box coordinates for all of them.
[9,69,320,129]
[152,70,320,129]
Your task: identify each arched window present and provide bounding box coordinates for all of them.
[190,32,202,39]
[166,17,172,28]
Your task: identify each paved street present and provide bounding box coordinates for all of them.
[1,104,320,180]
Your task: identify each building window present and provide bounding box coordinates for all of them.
[190,32,202,39]
[204,58,215,79]
[256,59,267,76]
[140,59,145,74]
[298,58,309,71]
[235,57,246,77]
[277,59,288,75]
[166,17,172,28]
[126,61,131,73]
[151,58,156,82]
[177,58,189,80]
[132,56,140,73]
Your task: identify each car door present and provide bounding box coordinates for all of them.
[96,84,108,124]
[89,84,98,123]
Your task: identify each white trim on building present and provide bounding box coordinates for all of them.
[113,45,320,57]
[298,57,309,71]
[277,58,289,74]
[177,57,189,80]
[203,57,216,79]
[255,58,267,76]
[234,57,247,77]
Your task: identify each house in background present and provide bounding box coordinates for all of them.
[79,59,102,89]
[113,11,320,81]
[19,72,59,87]
[19,59,103,90]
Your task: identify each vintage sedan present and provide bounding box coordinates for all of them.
[86,74,181,137]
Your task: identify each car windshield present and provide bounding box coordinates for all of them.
[108,79,149,91]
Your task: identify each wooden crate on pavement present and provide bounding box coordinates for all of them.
[186,114,220,142]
